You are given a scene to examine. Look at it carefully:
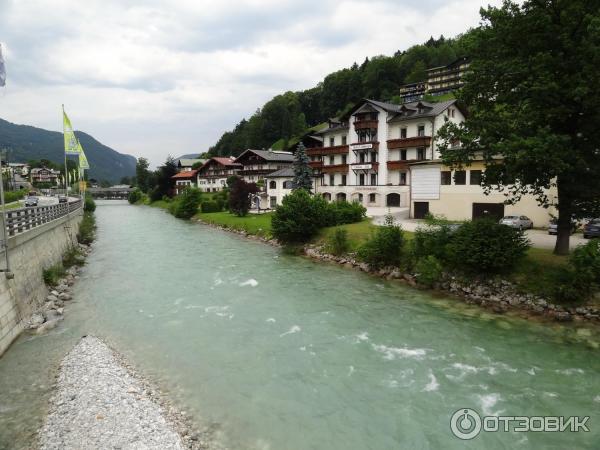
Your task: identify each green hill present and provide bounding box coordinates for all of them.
[0,118,136,183]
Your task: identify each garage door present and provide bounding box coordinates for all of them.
[414,202,430,219]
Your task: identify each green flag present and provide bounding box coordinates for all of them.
[63,109,81,155]
[79,149,89,169]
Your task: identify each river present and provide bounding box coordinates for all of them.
[0,201,598,449]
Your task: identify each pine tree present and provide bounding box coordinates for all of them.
[292,143,313,192]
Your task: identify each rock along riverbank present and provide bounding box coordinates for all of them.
[39,336,209,450]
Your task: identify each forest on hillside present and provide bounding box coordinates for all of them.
[209,33,472,157]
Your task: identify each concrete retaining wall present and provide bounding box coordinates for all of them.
[0,210,83,355]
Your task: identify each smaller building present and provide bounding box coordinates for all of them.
[426,56,470,97]
[177,158,205,172]
[171,169,198,194]
[197,157,241,192]
[264,168,296,208]
[30,167,60,185]
[234,149,295,183]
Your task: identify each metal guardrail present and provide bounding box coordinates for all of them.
[3,199,83,237]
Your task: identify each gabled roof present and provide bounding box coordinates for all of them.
[211,157,241,167]
[234,149,295,164]
[386,99,460,122]
[265,167,295,178]
[171,169,198,179]
[177,158,205,167]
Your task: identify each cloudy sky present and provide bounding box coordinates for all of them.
[0,0,504,167]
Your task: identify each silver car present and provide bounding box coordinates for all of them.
[24,196,38,207]
[499,215,533,230]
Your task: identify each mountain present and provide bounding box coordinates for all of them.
[209,33,471,157]
[0,118,136,183]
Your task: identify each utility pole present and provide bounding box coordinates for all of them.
[0,148,13,278]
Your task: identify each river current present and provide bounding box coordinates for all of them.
[0,201,598,449]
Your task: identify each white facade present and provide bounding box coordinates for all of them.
[264,175,294,208]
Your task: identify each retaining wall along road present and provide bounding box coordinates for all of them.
[0,205,83,355]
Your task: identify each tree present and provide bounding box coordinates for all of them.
[436,0,600,255]
[271,189,330,243]
[135,157,151,193]
[149,156,177,201]
[120,176,131,185]
[292,143,313,192]
[228,178,258,216]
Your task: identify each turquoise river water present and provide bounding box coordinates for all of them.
[0,201,598,449]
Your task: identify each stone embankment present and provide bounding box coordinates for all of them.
[39,336,208,450]
[304,245,600,324]
[25,243,92,334]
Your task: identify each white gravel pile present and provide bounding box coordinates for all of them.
[39,336,185,450]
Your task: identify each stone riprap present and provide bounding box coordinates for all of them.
[39,336,186,450]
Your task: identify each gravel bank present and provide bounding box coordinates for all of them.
[39,336,193,450]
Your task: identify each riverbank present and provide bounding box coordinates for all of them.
[189,210,600,326]
[39,336,206,450]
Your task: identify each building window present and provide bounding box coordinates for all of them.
[341,136,347,145]
[369,193,376,203]
[342,154,347,165]
[454,170,466,185]
[470,170,482,185]
[400,128,407,139]
[370,173,377,185]
[358,193,363,203]
[329,156,335,165]
[418,125,425,137]
[400,150,407,161]
[399,172,407,185]
[329,174,335,186]
[341,175,346,186]
[441,171,452,185]
[417,148,426,160]
[270,196,277,208]
[329,137,335,147]
[269,180,276,189]
[359,152,366,163]
[359,174,365,186]
[370,152,377,163]
[283,180,293,189]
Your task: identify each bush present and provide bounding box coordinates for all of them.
[43,264,66,286]
[328,201,366,225]
[77,211,96,245]
[4,190,26,203]
[272,190,330,243]
[553,240,600,303]
[229,178,258,217]
[201,200,221,213]
[84,195,96,212]
[357,215,405,269]
[412,225,455,263]
[447,219,530,274]
[128,188,143,204]
[63,246,85,268]
[169,187,202,219]
[328,228,350,256]
[415,255,444,287]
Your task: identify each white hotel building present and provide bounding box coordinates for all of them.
[309,99,464,210]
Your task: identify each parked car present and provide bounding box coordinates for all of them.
[583,219,600,239]
[58,195,68,203]
[548,219,578,235]
[499,215,533,230]
[24,196,38,207]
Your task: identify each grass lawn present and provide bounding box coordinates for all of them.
[195,211,273,237]
[511,247,569,298]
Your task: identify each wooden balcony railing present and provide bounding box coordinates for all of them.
[321,164,349,174]
[387,136,431,149]
[387,161,409,170]
[353,120,378,130]
[4,199,83,237]
[306,145,349,156]
[309,161,323,169]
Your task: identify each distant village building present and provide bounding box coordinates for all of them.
[398,57,470,103]
[171,169,199,194]
[233,149,295,183]
[177,158,205,172]
[30,167,60,185]
[196,157,241,192]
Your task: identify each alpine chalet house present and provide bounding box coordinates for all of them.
[30,167,60,185]
[233,149,295,184]
[171,169,198,194]
[196,157,242,192]
[309,98,463,209]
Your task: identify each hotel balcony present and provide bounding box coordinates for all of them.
[387,136,431,149]
[306,145,349,156]
[321,164,349,174]
[353,120,379,130]
[237,169,274,176]
[309,161,323,169]
[387,161,410,171]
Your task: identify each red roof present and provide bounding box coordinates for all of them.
[171,169,198,179]
[210,157,241,167]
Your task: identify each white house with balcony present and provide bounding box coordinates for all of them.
[196,157,241,192]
